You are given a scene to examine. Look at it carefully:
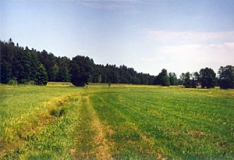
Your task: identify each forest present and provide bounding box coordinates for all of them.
[1,38,234,89]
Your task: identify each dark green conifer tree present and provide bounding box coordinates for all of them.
[35,64,48,85]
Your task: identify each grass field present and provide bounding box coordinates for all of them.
[0,83,233,159]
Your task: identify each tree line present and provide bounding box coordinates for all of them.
[1,39,234,89]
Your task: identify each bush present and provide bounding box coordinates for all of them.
[8,79,18,86]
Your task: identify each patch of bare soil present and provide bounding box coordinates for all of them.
[188,130,204,136]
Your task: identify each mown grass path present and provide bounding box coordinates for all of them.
[73,89,164,159]
[73,93,112,159]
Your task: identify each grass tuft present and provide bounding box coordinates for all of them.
[50,107,67,117]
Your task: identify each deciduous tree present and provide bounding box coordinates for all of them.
[155,69,170,86]
[70,56,94,86]
[183,72,191,88]
[169,72,178,85]
[199,67,216,88]
[218,65,234,89]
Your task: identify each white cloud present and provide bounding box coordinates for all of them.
[134,30,233,75]
[153,43,233,74]
[79,0,138,10]
[145,30,234,45]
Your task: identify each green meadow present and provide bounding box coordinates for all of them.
[0,83,233,159]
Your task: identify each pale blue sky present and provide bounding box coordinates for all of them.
[1,0,234,76]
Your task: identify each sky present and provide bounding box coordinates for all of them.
[1,0,234,76]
